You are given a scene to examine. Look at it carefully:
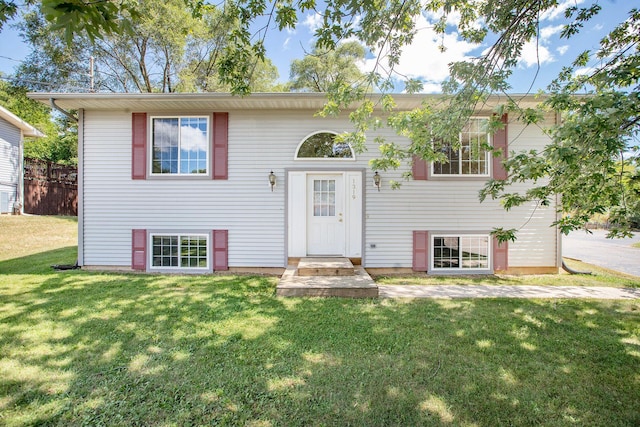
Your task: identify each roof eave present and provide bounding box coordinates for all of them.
[26,92,547,112]
[0,105,45,138]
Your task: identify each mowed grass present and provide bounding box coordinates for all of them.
[0,216,639,425]
[0,215,77,264]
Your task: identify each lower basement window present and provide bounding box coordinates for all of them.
[151,234,209,269]
[432,235,490,271]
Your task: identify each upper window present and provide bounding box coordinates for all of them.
[151,116,209,175]
[295,132,354,159]
[432,234,490,271]
[432,118,489,176]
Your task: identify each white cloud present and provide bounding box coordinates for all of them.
[519,40,553,67]
[302,12,323,32]
[424,8,463,27]
[540,24,564,41]
[361,15,479,91]
[557,45,569,55]
[423,6,486,33]
[420,82,443,94]
[540,0,585,21]
[180,125,208,153]
[152,120,207,153]
[574,66,595,77]
[283,37,291,50]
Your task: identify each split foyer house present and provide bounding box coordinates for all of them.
[29,93,561,275]
[0,105,44,214]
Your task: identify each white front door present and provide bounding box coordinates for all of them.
[307,174,345,255]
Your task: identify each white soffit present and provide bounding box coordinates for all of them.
[27,92,546,112]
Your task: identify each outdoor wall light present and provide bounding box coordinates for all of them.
[268,171,277,191]
[373,171,381,191]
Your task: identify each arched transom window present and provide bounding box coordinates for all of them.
[295,131,354,159]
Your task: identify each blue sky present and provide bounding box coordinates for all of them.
[0,0,636,93]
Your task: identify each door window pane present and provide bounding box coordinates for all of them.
[313,179,336,217]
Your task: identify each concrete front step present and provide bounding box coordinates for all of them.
[277,265,378,298]
[297,257,355,276]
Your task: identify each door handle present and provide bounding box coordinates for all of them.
[338,213,343,222]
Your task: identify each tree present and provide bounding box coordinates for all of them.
[7,0,639,236]
[14,0,281,93]
[297,1,639,238]
[0,0,139,40]
[476,7,640,238]
[625,159,640,229]
[13,9,88,92]
[289,41,365,92]
[0,80,76,163]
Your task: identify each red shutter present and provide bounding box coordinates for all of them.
[493,237,509,272]
[412,155,428,180]
[412,230,429,272]
[492,113,508,180]
[212,113,228,180]
[132,113,147,180]
[132,229,147,271]
[213,230,228,271]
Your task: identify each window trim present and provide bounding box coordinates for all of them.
[431,117,491,178]
[148,231,211,273]
[294,130,356,161]
[430,233,491,273]
[149,115,211,177]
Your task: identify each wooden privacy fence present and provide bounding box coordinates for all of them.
[24,159,78,216]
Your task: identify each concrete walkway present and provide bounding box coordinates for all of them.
[378,284,640,299]
[276,257,640,300]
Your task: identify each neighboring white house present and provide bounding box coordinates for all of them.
[29,93,561,275]
[0,105,44,214]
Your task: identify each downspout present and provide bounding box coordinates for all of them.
[49,98,78,123]
[49,98,81,267]
[555,111,563,273]
[16,130,23,214]
[562,260,591,275]
[76,109,85,267]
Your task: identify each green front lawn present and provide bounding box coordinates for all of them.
[0,215,77,263]
[1,216,639,425]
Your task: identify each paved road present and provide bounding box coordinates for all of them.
[563,229,640,277]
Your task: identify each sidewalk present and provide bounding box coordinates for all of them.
[378,284,640,299]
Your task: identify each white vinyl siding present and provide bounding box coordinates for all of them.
[82,110,344,267]
[363,112,558,269]
[0,118,22,213]
[80,109,558,270]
